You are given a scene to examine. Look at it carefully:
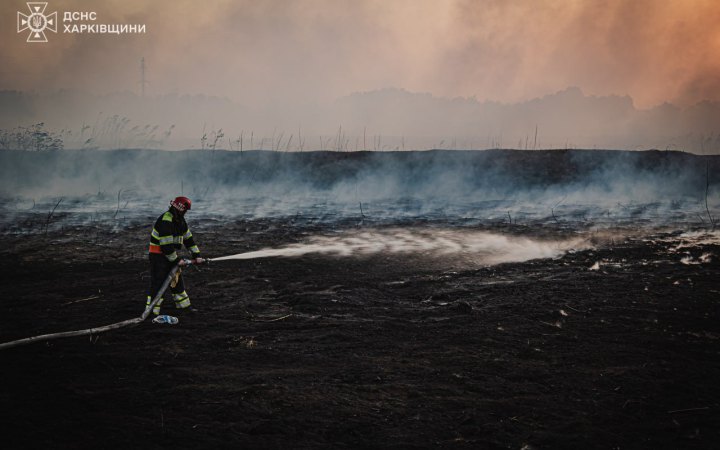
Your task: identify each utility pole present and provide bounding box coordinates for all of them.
[140,57,147,98]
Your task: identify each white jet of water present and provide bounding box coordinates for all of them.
[210,229,590,266]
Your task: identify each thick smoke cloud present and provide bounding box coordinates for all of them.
[1,1,719,153]
[437,0,720,107]
[2,0,719,107]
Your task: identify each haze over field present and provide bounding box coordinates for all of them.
[1,0,719,151]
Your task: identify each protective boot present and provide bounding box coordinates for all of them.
[145,295,164,315]
[173,291,191,309]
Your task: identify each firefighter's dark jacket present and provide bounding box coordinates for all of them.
[148,210,200,262]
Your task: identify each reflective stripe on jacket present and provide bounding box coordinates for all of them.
[149,210,200,261]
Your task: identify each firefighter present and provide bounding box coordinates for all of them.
[145,196,204,316]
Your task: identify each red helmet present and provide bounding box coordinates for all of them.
[170,196,192,212]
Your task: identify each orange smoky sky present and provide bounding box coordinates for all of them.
[1,0,719,108]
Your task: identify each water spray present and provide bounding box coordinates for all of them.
[207,229,589,265]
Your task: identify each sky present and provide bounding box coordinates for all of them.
[2,0,719,109]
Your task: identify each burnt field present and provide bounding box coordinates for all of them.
[1,149,720,448]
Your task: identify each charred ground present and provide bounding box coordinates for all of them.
[1,219,719,449]
[1,150,720,448]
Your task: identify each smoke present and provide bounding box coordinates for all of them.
[439,0,720,108]
[3,1,720,152]
[0,149,716,234]
[211,228,589,265]
[2,0,719,112]
[3,87,719,153]
[4,0,719,107]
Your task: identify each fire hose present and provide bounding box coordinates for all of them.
[0,260,196,351]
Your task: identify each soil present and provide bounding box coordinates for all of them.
[1,218,719,449]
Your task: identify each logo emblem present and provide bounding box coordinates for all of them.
[17,2,57,43]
